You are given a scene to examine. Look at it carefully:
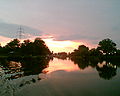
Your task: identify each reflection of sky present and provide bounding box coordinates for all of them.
[16,59,120,96]
[43,58,96,73]
[0,0,120,52]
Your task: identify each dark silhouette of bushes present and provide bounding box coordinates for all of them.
[0,38,51,57]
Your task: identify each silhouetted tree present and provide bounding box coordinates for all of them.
[0,43,3,55]
[32,38,51,56]
[5,39,20,49]
[20,39,33,55]
[0,38,51,56]
[89,48,102,56]
[97,38,117,55]
[4,39,21,55]
[71,45,89,59]
[54,52,68,59]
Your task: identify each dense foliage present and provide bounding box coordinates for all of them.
[0,38,51,56]
[70,38,120,59]
[97,38,117,55]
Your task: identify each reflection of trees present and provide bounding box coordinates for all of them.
[21,57,50,76]
[0,57,50,80]
[70,57,89,70]
[70,57,118,80]
[54,52,68,60]
[96,62,117,80]
[89,57,101,68]
[0,57,50,93]
[70,57,101,70]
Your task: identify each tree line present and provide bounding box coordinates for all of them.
[69,38,120,80]
[0,38,120,59]
[0,38,51,57]
[69,38,120,58]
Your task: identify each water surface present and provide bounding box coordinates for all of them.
[0,58,120,96]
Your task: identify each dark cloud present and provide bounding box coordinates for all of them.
[0,22,42,38]
[56,31,120,48]
[57,34,99,41]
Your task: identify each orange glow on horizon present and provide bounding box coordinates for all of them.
[43,38,84,53]
[42,35,97,53]
[0,35,96,53]
[0,36,11,46]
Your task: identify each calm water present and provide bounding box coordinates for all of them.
[0,57,120,96]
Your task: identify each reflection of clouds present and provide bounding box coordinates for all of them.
[97,61,106,68]
[43,58,80,73]
[43,58,96,75]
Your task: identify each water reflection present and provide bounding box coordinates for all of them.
[96,62,117,80]
[0,57,119,81]
[43,58,80,73]
[0,57,50,80]
[0,57,51,96]
[0,57,120,96]
[21,57,50,76]
[70,57,118,80]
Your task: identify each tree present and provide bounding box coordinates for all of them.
[71,45,89,58]
[20,39,33,55]
[77,45,89,57]
[22,39,31,46]
[20,38,51,56]
[33,38,51,56]
[97,38,117,55]
[5,39,20,49]
[89,48,102,56]
[1,38,51,56]
[0,43,3,55]
[4,39,21,55]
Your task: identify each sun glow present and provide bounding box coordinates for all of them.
[0,36,11,46]
[43,38,83,53]
[0,34,95,53]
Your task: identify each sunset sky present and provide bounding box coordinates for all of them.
[0,0,120,52]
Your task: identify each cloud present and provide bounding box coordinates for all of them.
[0,22,42,39]
[0,0,120,49]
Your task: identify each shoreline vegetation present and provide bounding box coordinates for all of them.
[52,38,120,80]
[0,38,120,80]
[0,38,119,61]
[0,38,51,58]
[54,38,120,61]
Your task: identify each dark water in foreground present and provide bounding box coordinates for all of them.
[0,57,120,96]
